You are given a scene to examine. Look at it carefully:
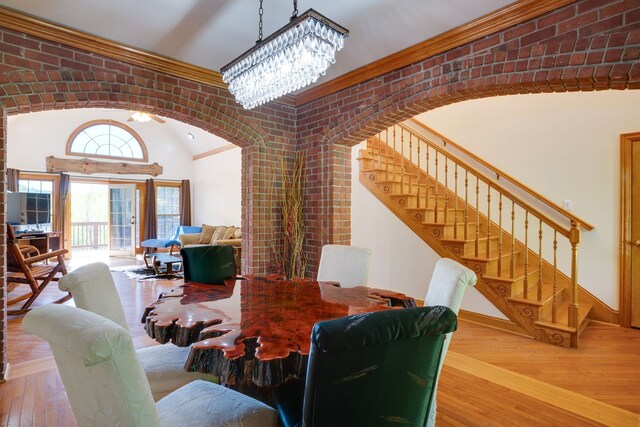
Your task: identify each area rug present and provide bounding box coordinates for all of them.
[110,265,183,281]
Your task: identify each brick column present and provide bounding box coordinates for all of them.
[302,141,352,275]
[0,108,6,382]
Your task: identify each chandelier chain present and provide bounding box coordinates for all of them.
[291,0,298,19]
[257,0,264,42]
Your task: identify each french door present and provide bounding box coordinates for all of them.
[108,184,136,257]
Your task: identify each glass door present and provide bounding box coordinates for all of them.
[108,184,136,257]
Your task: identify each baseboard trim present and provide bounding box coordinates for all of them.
[458,309,530,337]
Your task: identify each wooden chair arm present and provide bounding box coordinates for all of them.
[23,248,69,265]
[19,245,41,257]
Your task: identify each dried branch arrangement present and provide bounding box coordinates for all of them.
[270,153,306,279]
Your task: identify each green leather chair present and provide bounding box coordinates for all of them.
[274,305,457,427]
[180,245,236,284]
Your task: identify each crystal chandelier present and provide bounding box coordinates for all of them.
[221,1,349,109]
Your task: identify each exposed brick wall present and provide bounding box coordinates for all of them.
[0,108,5,381]
[297,0,640,272]
[0,28,297,378]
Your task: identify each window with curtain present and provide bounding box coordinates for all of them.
[156,186,180,239]
[66,120,148,161]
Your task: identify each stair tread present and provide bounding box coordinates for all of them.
[508,281,569,307]
[460,248,520,263]
[440,235,500,244]
[535,302,593,331]
[483,266,537,282]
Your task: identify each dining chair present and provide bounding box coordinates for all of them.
[423,257,478,427]
[273,305,457,426]
[23,304,277,427]
[58,262,218,401]
[316,244,372,288]
[180,245,237,284]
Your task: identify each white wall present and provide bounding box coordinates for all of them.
[192,148,242,227]
[352,89,640,315]
[7,109,194,181]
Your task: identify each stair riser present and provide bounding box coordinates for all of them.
[484,272,542,298]
[422,222,477,240]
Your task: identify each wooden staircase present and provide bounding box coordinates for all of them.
[357,122,597,348]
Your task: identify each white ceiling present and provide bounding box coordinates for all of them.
[0,0,515,84]
[1,0,516,156]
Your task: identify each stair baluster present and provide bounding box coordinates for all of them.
[537,220,543,302]
[486,184,491,259]
[510,201,516,279]
[408,133,413,197]
[416,136,421,209]
[444,158,449,224]
[434,151,439,223]
[464,170,469,240]
[392,126,397,183]
[523,211,529,299]
[475,177,480,257]
[426,145,431,209]
[498,193,503,278]
[553,230,558,323]
[402,128,406,191]
[385,128,389,182]
[454,163,459,240]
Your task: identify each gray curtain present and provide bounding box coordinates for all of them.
[7,168,19,192]
[55,173,70,234]
[144,178,157,240]
[180,179,191,226]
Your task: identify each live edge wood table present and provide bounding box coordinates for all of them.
[142,275,416,392]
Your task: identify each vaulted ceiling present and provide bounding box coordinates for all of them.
[0,0,515,89]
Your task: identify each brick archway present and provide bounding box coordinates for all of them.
[1,70,268,149]
[297,0,640,272]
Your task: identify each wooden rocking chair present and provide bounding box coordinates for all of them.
[6,224,70,315]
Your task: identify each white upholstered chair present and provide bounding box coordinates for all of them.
[316,244,372,288]
[58,262,217,401]
[423,257,478,426]
[23,304,277,427]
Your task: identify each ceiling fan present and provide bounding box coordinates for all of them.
[128,111,166,124]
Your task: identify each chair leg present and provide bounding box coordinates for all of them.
[12,266,66,314]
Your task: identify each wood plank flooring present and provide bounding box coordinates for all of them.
[2,261,640,426]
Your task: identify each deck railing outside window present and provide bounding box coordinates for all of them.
[71,221,108,250]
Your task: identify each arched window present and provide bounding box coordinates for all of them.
[66,120,148,161]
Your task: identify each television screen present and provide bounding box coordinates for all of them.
[7,192,52,229]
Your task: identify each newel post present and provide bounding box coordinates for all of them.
[569,221,580,346]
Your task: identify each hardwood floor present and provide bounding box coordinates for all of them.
[2,260,640,426]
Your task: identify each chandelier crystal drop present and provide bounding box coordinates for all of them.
[221,8,348,110]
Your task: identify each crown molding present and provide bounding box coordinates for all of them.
[0,1,574,110]
[0,5,297,107]
[295,0,577,106]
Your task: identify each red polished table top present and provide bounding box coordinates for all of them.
[142,276,416,387]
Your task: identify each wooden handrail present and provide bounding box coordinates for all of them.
[371,133,572,238]
[405,119,595,231]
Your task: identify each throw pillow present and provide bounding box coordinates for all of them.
[198,224,217,244]
[210,226,229,243]
[222,226,237,240]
